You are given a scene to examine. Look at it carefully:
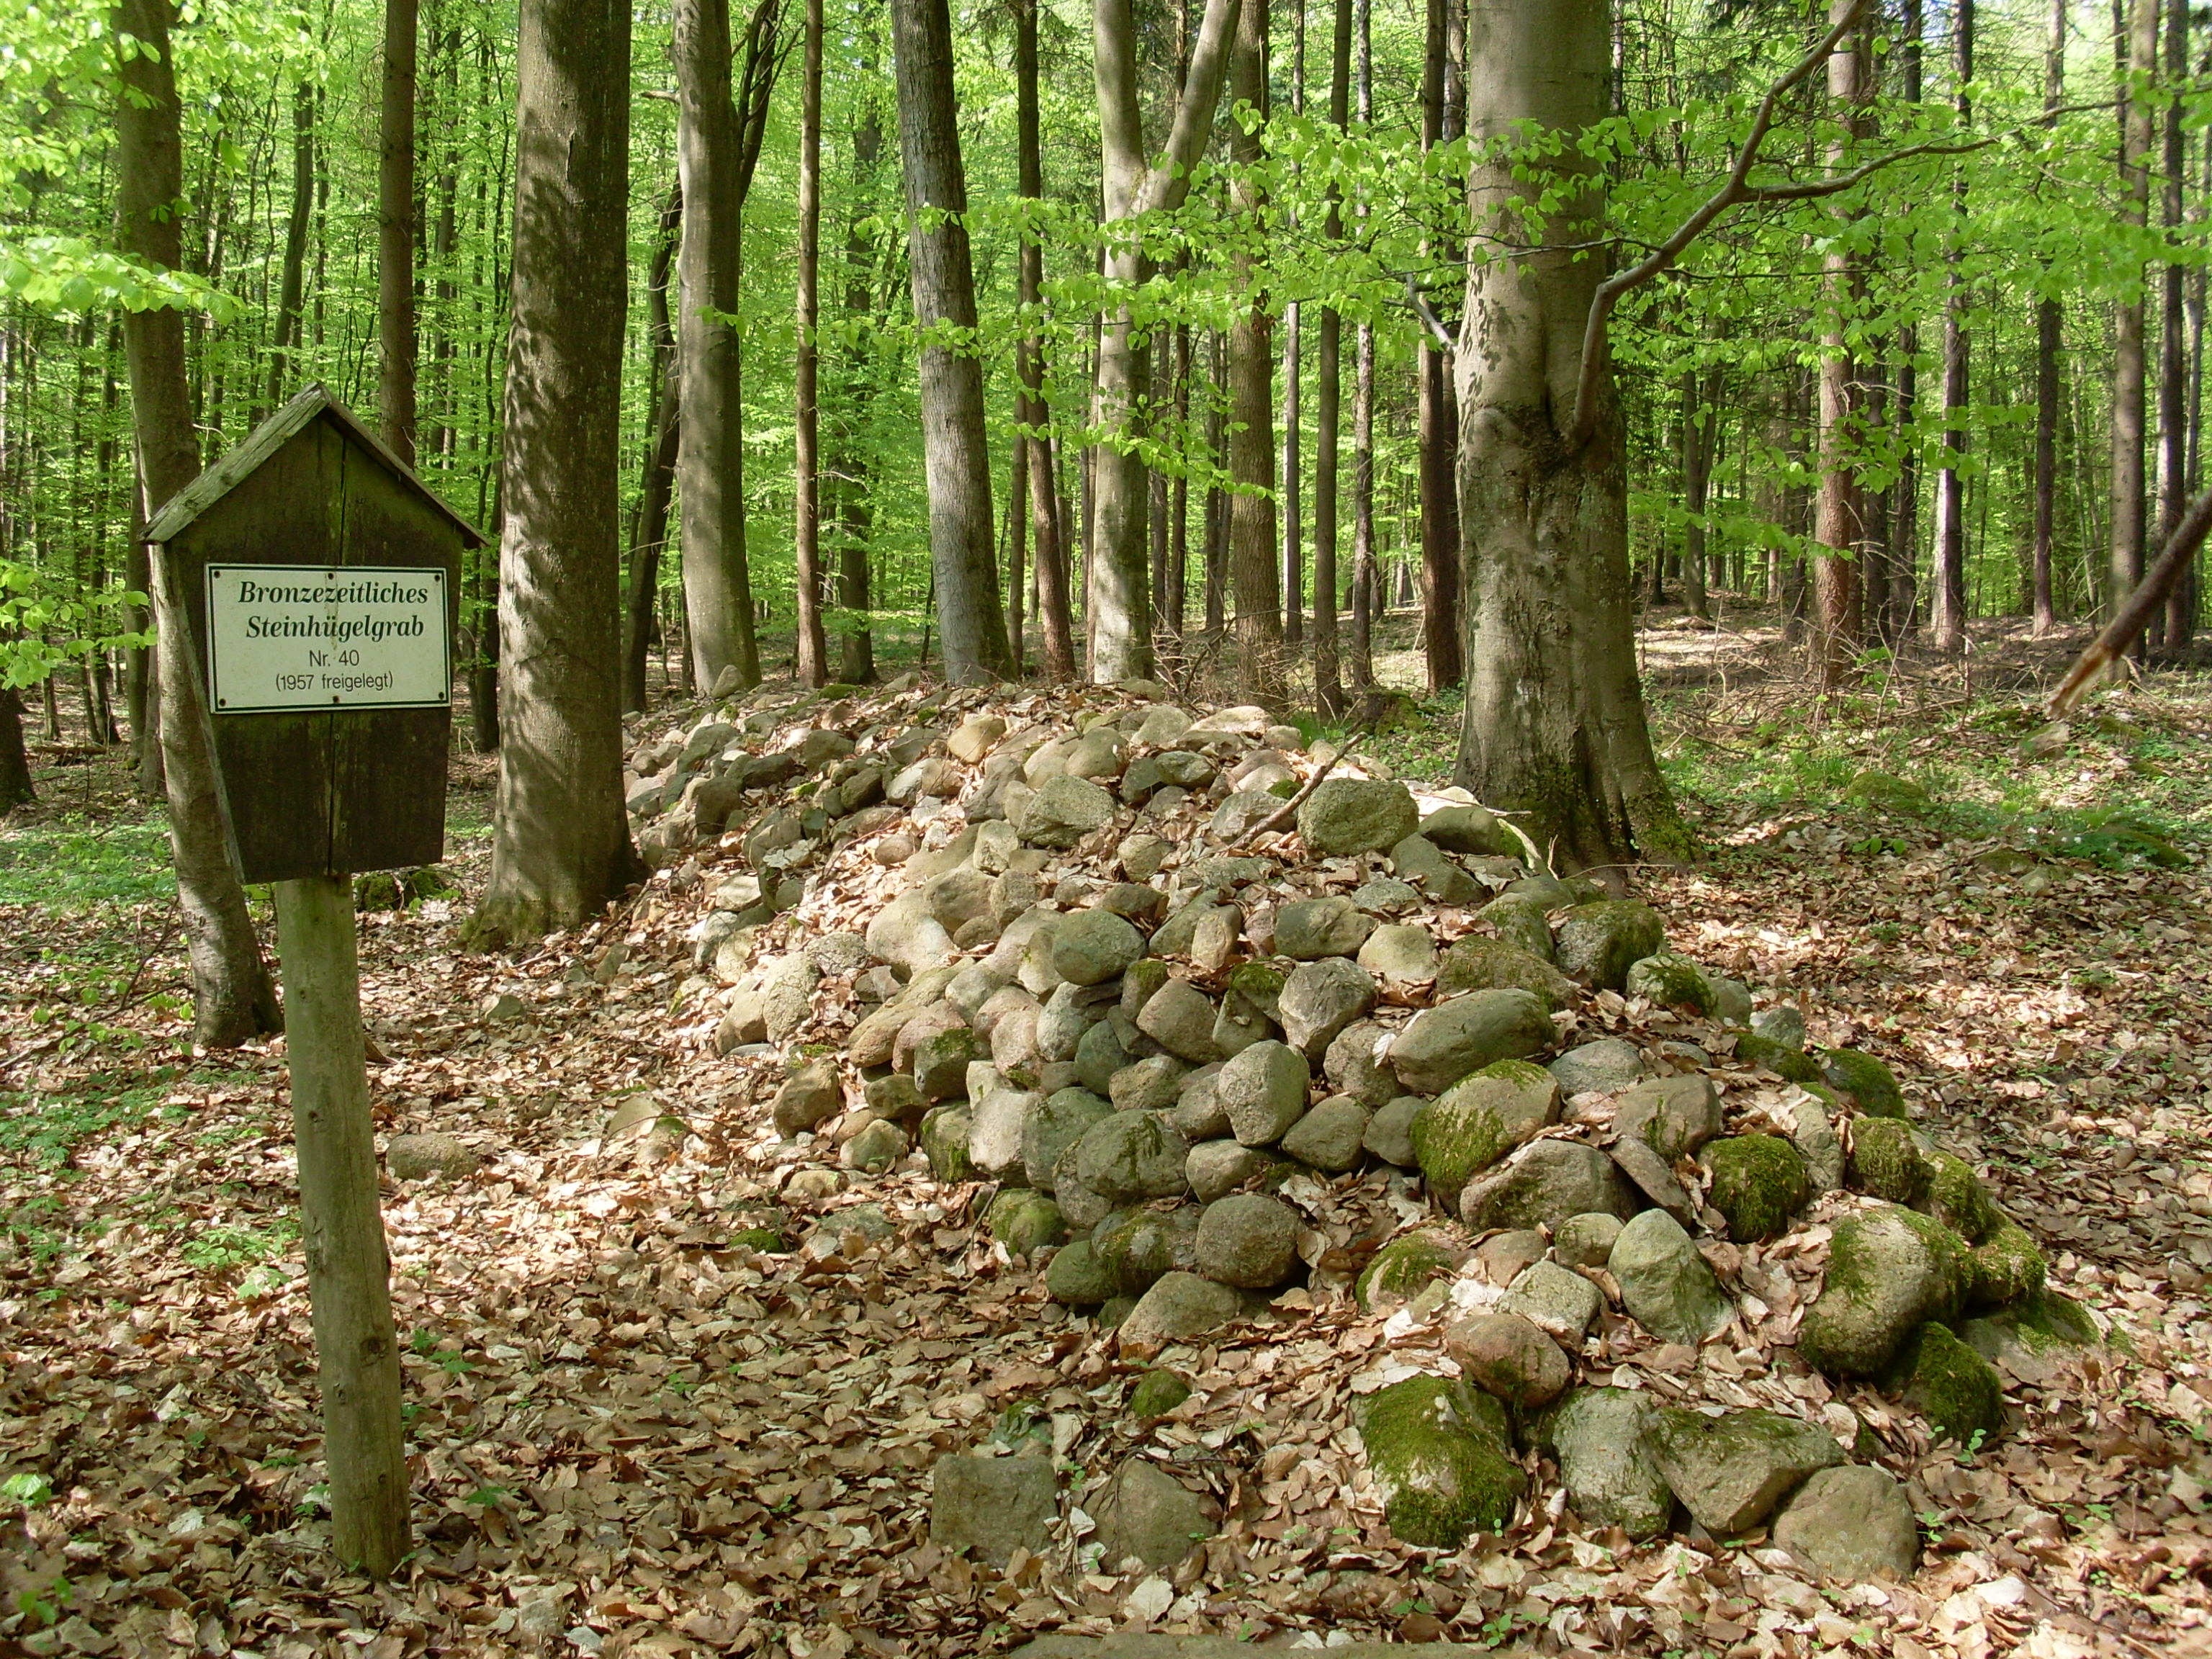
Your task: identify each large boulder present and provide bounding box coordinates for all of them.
[1613,1074,1722,1160]
[1276,958,1377,1061]
[1433,936,1577,1009]
[1534,1388,1673,1539]
[1216,1040,1310,1147]
[1193,1193,1300,1288]
[1609,1208,1732,1344]
[1647,1407,1845,1535]
[1408,1059,1561,1208]
[1297,778,1419,856]
[1117,1272,1242,1356]
[1553,900,1665,991]
[1461,1139,1636,1233]
[1076,1112,1191,1202]
[1389,989,1552,1095]
[1356,1376,1526,1548]
[929,1455,1056,1566]
[1019,775,1116,848]
[1053,907,1146,986]
[1772,1466,1922,1583]
[1704,1134,1812,1241]
[1092,1458,1218,1572]
[1388,834,1480,904]
[1444,1312,1570,1408]
[1799,1203,1975,1379]
[1022,1087,1115,1190]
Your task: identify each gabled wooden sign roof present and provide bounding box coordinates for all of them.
[143,382,487,549]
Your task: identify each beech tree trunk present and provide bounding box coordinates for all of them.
[1930,0,1971,651]
[1417,0,1462,693]
[793,0,829,686]
[473,0,640,944]
[0,691,32,812]
[114,0,282,1048]
[624,186,682,714]
[2032,0,2064,634]
[1015,0,1074,680]
[2112,0,2157,619]
[1453,0,1683,872]
[831,86,888,685]
[266,81,315,413]
[1813,0,1866,683]
[890,0,1015,682]
[1226,0,1282,703]
[1681,366,1711,621]
[2157,0,2190,647]
[379,0,418,459]
[1312,0,1351,719]
[1348,0,1375,693]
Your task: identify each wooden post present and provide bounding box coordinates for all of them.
[274,876,410,1578]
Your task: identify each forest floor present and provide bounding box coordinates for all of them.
[3,603,2211,1659]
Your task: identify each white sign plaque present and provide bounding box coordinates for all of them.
[206,565,450,712]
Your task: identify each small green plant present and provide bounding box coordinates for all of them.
[2,1472,53,1506]
[179,1218,297,1274]
[461,1483,515,1509]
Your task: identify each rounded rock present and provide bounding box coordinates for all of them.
[1194,1192,1300,1288]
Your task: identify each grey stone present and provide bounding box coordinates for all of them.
[1773,1465,1922,1583]
[1109,1056,1190,1113]
[1548,1038,1645,1097]
[1046,1238,1118,1304]
[1614,1074,1723,1160]
[866,888,956,975]
[1323,1020,1400,1107]
[1188,908,1241,974]
[1208,789,1287,843]
[988,1187,1066,1258]
[842,1118,910,1173]
[1624,950,1721,1014]
[1356,923,1437,988]
[1093,1458,1218,1571]
[1137,978,1223,1064]
[1709,976,1753,1025]
[1356,1375,1524,1548]
[1054,907,1147,986]
[1752,1004,1809,1048]
[1798,1205,1975,1379]
[1092,1205,1201,1294]
[946,714,1007,763]
[1151,899,1238,959]
[1421,804,1514,857]
[1475,1229,1549,1286]
[808,930,871,977]
[1279,1095,1370,1172]
[1390,990,1552,1095]
[1215,1040,1310,1147]
[913,1028,980,1100]
[1460,1139,1636,1233]
[1065,726,1128,781]
[1194,1193,1300,1288]
[1539,1388,1673,1539]
[1134,704,1194,745]
[1647,1406,1845,1535]
[1038,981,1112,1062]
[1480,895,1557,961]
[1609,1208,1732,1344]
[1119,960,1172,1020]
[1785,1090,1846,1192]
[1274,896,1375,961]
[1186,1138,1279,1202]
[969,1087,1043,1179]
[1498,1259,1604,1341]
[1116,1272,1242,1356]
[1444,1313,1570,1408]
[1020,775,1117,848]
[1552,1212,1623,1268]
[889,756,961,804]
[1118,832,1171,881]
[1296,778,1419,856]
[1276,958,1377,1061]
[1607,1134,1696,1226]
[1553,900,1667,991]
[1349,878,1424,915]
[1023,1088,1117,1190]
[1388,834,1480,904]
[1052,1151,1115,1231]
[930,1455,1056,1565]
[1434,936,1577,1009]
[1076,1112,1192,1202]
[1166,1066,1229,1141]
[947,961,1012,1023]
[1409,1060,1560,1207]
[1074,1013,1139,1097]
[386,1133,477,1181]
[770,1060,844,1136]
[1363,1096,1426,1167]
[920,1105,974,1181]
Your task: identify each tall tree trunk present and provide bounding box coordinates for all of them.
[2157,0,2190,646]
[1312,0,1350,719]
[1281,0,1305,655]
[1930,0,1972,650]
[472,0,639,944]
[1202,329,1229,637]
[793,0,829,685]
[1814,0,1867,683]
[266,81,315,413]
[624,186,682,714]
[832,84,888,685]
[2113,0,2157,621]
[1454,0,1683,871]
[1417,0,1462,692]
[379,0,418,460]
[1348,0,1375,693]
[2032,0,2064,634]
[113,0,281,1048]
[0,691,31,812]
[1227,0,1282,703]
[1015,0,1074,680]
[890,0,1015,682]
[1681,366,1711,621]
[1166,323,1191,637]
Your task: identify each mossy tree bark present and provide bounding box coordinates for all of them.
[1452,0,1685,875]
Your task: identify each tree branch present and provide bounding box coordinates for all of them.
[2045,485,2212,719]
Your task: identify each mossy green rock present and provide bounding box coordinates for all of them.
[1553,900,1666,991]
[1433,937,1577,1010]
[1022,1087,1115,1190]
[1356,1375,1527,1548]
[1624,951,1718,1015]
[1128,1369,1193,1417]
[1902,1321,2006,1447]
[1296,777,1420,857]
[1704,1135,1812,1241]
[1356,1235,1462,1312]
[1478,894,1557,961]
[1647,1406,1846,1535]
[1821,1048,1906,1118]
[1799,1204,1975,1379]
[728,1226,789,1252]
[1533,1388,1673,1539]
[987,1188,1065,1259]
[1845,769,1932,812]
[1409,1060,1560,1208]
[1092,1205,1202,1295]
[1045,1238,1118,1305]
[1919,1147,1999,1242]
[1969,1218,2046,1306]
[1848,1117,1927,1204]
[919,1105,974,1182]
[1735,1031,1825,1084]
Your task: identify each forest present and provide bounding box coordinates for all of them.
[3,0,2212,1653]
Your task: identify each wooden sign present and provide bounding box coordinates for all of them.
[145,385,482,885]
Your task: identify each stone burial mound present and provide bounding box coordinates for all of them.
[622,672,2101,1585]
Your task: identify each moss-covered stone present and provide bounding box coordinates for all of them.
[986,1187,1065,1259]
[1355,1375,1527,1548]
[1622,951,1717,1015]
[1969,1216,2046,1307]
[2014,1287,2099,1346]
[728,1226,789,1252]
[1092,1205,1201,1295]
[1433,937,1577,1010]
[1409,1060,1560,1207]
[1799,1204,1977,1379]
[1703,1135,1812,1241]
[1821,1048,1907,1118]
[1845,770,1933,813]
[1848,1117,1927,1205]
[1734,1031,1825,1084]
[1128,1370,1193,1418]
[1553,901,1667,992]
[1045,1238,1118,1304]
[1902,1321,2006,1447]
[1919,1146,1999,1243]
[1355,1236,1463,1313]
